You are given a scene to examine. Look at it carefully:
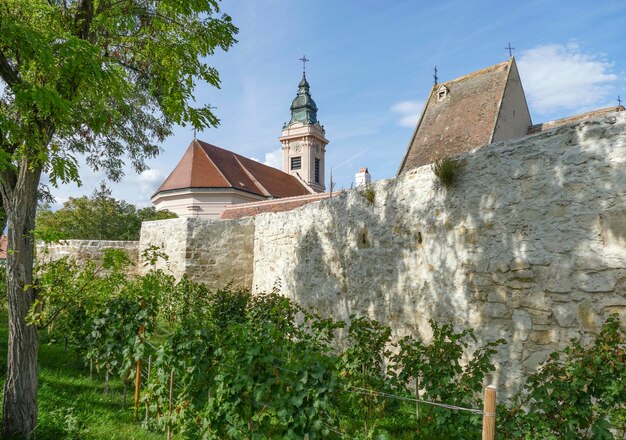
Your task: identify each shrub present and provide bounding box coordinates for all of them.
[499,314,626,439]
[359,186,376,204]
[432,157,464,187]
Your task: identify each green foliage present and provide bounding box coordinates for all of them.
[0,0,238,181]
[0,312,165,439]
[1,1,237,435]
[359,186,376,204]
[0,266,5,310]
[499,315,626,439]
[36,182,177,241]
[390,322,504,438]
[34,256,626,439]
[431,157,464,187]
[0,196,5,233]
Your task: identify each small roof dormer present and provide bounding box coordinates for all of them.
[436,84,449,102]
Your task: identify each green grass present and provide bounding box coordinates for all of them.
[0,313,164,439]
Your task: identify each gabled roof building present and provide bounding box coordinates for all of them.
[399,58,531,174]
[398,57,625,175]
[152,71,328,219]
[151,139,313,218]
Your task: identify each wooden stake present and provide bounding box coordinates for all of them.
[167,369,174,440]
[123,380,127,408]
[482,385,496,440]
[89,358,93,380]
[134,325,145,419]
[145,355,152,422]
[104,370,110,395]
[415,378,420,435]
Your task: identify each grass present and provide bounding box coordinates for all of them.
[431,157,464,187]
[0,313,164,439]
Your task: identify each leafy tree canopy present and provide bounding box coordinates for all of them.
[1,0,237,183]
[0,0,237,436]
[37,182,176,241]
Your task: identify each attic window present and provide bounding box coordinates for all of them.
[437,85,449,102]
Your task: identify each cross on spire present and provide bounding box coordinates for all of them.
[619,95,623,107]
[505,42,515,57]
[299,55,309,73]
[433,66,439,85]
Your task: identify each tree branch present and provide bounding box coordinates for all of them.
[0,51,20,89]
[74,0,94,41]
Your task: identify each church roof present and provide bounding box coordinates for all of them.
[220,192,332,220]
[398,58,519,173]
[153,139,311,199]
[287,72,319,126]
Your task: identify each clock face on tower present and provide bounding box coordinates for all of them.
[293,142,302,153]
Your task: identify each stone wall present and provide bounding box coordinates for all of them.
[252,112,626,396]
[139,217,255,290]
[38,239,139,273]
[138,218,190,279]
[41,112,626,397]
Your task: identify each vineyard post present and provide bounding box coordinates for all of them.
[104,370,110,395]
[415,378,420,435]
[134,325,145,419]
[167,369,174,440]
[145,355,152,422]
[482,385,496,440]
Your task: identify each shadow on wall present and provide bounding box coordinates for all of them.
[254,113,626,397]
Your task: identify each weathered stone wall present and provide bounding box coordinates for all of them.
[38,239,139,273]
[138,218,190,279]
[252,113,626,396]
[139,217,255,290]
[40,113,626,397]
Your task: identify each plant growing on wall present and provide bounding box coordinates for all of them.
[432,158,465,187]
[358,186,376,204]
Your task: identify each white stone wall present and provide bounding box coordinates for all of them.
[139,217,255,290]
[139,218,190,278]
[42,113,626,397]
[37,240,139,274]
[252,113,626,395]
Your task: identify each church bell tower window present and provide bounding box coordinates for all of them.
[314,158,320,183]
[291,156,301,170]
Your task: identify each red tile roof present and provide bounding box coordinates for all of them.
[0,235,7,260]
[154,139,312,199]
[220,192,333,220]
[399,59,513,173]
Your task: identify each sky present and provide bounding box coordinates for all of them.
[44,0,626,207]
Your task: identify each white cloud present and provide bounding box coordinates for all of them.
[132,168,165,205]
[518,43,618,116]
[390,100,424,127]
[262,148,282,169]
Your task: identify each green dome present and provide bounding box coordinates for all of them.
[287,73,318,126]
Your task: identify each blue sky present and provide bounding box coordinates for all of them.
[46,0,626,207]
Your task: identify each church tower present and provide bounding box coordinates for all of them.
[279,62,328,193]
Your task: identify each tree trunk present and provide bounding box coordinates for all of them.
[1,161,42,438]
